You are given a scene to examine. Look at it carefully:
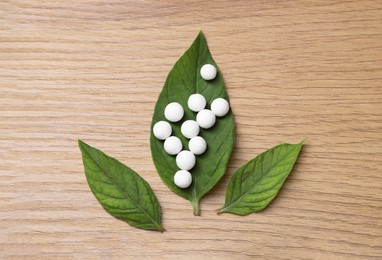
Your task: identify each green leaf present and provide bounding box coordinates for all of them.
[150,32,235,215]
[217,142,303,215]
[78,140,164,232]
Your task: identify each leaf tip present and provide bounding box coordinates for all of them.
[78,139,90,149]
[197,30,206,42]
[78,140,87,154]
[300,137,308,144]
[78,140,92,155]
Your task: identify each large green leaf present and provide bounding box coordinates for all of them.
[150,32,235,215]
[79,140,164,232]
[218,142,303,215]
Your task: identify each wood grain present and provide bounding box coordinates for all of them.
[1,0,381,259]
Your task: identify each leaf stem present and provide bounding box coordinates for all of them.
[157,225,166,233]
[192,199,201,216]
[216,207,225,215]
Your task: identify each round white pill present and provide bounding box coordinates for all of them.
[176,150,196,170]
[174,170,192,188]
[164,136,182,155]
[153,121,172,140]
[188,94,206,112]
[181,120,200,139]
[164,102,184,122]
[189,136,207,155]
[211,98,230,117]
[196,109,216,129]
[200,64,217,81]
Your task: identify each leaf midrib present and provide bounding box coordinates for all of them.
[191,34,233,202]
[192,33,203,204]
[82,145,162,230]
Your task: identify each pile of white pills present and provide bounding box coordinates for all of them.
[153,63,230,189]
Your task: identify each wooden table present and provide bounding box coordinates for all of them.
[1,1,381,259]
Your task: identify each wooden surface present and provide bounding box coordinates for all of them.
[1,1,382,259]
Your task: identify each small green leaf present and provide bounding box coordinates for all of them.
[78,140,164,232]
[218,142,303,215]
[150,32,235,215]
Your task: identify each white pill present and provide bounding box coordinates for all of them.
[176,150,196,170]
[174,170,192,188]
[181,120,200,139]
[153,121,172,140]
[164,136,182,155]
[189,136,207,155]
[164,102,184,122]
[200,64,217,81]
[188,94,206,112]
[196,109,216,129]
[211,98,230,117]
